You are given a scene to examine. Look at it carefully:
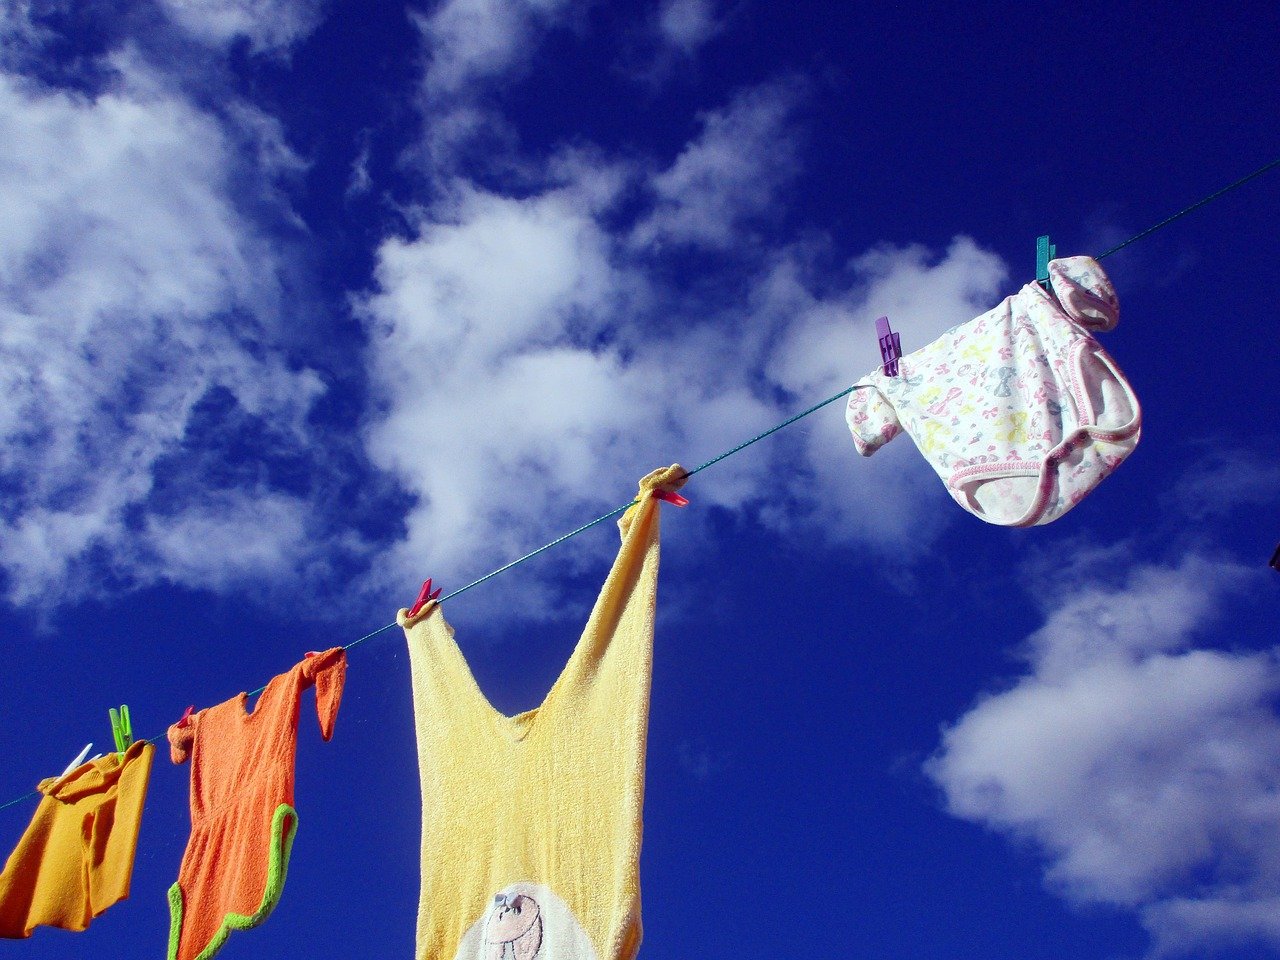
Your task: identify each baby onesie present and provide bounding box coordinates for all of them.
[398,464,688,960]
[0,740,154,938]
[167,647,346,960]
[845,256,1141,526]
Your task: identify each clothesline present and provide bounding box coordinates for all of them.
[2,156,1277,817]
[345,379,868,643]
[1093,157,1280,261]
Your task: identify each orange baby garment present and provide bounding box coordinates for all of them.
[167,647,346,960]
[0,740,154,938]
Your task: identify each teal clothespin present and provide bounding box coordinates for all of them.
[109,705,133,755]
[1036,234,1056,290]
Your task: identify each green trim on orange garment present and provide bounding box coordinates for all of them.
[167,803,299,960]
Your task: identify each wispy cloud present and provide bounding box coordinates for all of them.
[631,79,805,250]
[1164,443,1280,521]
[354,0,1011,618]
[412,0,585,171]
[0,49,325,606]
[0,0,1016,626]
[620,0,727,88]
[359,136,1007,614]
[0,0,53,52]
[0,0,1011,624]
[416,0,580,97]
[677,737,733,781]
[156,0,329,53]
[655,0,723,56]
[347,129,374,199]
[927,553,1280,955]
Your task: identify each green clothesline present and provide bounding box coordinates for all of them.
[1094,158,1280,261]
[343,376,868,653]
[2,156,1277,816]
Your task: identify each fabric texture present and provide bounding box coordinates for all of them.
[399,464,687,960]
[167,647,346,960]
[0,740,154,938]
[846,256,1141,526]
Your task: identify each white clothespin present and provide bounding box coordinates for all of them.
[60,743,95,777]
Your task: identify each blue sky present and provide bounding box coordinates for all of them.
[2,0,1279,957]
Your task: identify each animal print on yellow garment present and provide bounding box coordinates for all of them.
[453,884,598,960]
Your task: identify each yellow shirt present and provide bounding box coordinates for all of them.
[398,465,686,960]
[0,740,154,938]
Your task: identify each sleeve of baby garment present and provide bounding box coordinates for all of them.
[301,648,347,742]
[845,382,902,457]
[168,718,196,766]
[1047,256,1119,332]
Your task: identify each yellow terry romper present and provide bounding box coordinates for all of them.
[0,741,154,938]
[397,465,687,960]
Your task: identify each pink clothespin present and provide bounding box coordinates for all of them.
[176,705,194,729]
[407,578,443,618]
[876,316,902,377]
[652,489,689,507]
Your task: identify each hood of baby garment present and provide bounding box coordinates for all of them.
[38,739,148,802]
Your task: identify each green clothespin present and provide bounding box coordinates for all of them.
[109,705,133,755]
[1036,234,1056,290]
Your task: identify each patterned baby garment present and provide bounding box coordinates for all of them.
[845,256,1141,526]
[167,648,346,960]
[0,741,154,938]
[398,464,688,960]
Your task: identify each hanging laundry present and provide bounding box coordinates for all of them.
[166,648,346,960]
[0,740,154,939]
[845,256,1141,525]
[398,464,688,960]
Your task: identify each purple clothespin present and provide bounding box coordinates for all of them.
[1270,543,1280,572]
[875,316,902,377]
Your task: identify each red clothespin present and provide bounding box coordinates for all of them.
[652,489,689,507]
[176,705,194,729]
[407,578,443,618]
[875,316,902,377]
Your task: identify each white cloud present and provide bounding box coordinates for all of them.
[411,0,585,171]
[359,141,1008,610]
[416,0,578,97]
[755,236,1008,546]
[1165,445,1280,521]
[656,0,722,55]
[138,491,313,590]
[226,99,310,179]
[1145,896,1280,957]
[359,180,642,588]
[347,130,373,198]
[0,0,51,51]
[0,59,323,605]
[156,0,328,53]
[383,18,1010,612]
[632,80,804,250]
[927,555,1280,954]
